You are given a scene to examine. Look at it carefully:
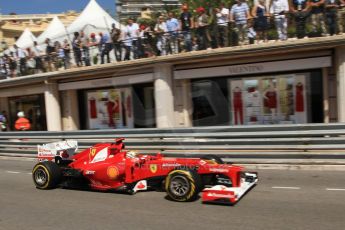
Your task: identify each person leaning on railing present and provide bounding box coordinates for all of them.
[154,16,169,56]
[62,39,71,69]
[179,4,194,52]
[337,0,345,33]
[80,30,91,66]
[290,0,311,39]
[32,41,45,73]
[325,0,344,35]
[45,38,57,71]
[230,0,251,45]
[166,12,180,54]
[13,44,27,76]
[111,23,123,62]
[195,7,211,50]
[252,0,270,43]
[215,3,230,48]
[270,0,289,41]
[309,0,328,36]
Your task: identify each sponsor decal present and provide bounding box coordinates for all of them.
[206,192,235,199]
[209,168,229,173]
[199,160,207,165]
[149,164,158,173]
[137,182,146,189]
[107,166,119,180]
[162,163,181,168]
[133,180,147,192]
[91,147,108,163]
[85,170,95,175]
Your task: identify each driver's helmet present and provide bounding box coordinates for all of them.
[126,151,137,159]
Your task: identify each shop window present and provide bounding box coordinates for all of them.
[78,83,156,130]
[191,71,323,127]
[8,94,47,131]
[192,79,230,126]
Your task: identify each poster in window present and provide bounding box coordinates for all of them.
[229,80,244,125]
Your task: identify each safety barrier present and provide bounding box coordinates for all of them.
[1,123,345,165]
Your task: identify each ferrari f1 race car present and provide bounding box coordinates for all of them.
[32,138,258,205]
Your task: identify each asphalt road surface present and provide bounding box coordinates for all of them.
[1,156,345,230]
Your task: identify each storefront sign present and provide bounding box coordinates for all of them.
[59,73,154,91]
[174,56,331,80]
[228,65,264,74]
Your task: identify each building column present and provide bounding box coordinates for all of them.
[61,90,80,130]
[154,63,175,128]
[44,81,62,131]
[173,79,192,127]
[336,46,345,122]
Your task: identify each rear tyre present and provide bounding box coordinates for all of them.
[202,154,224,164]
[165,169,202,202]
[32,161,61,189]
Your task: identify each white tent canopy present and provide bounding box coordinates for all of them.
[67,0,121,36]
[37,16,69,45]
[15,28,37,49]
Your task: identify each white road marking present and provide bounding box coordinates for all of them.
[6,171,21,174]
[326,188,345,191]
[272,186,301,190]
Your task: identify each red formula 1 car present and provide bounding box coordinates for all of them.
[32,138,258,205]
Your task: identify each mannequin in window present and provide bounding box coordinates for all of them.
[264,84,277,123]
[295,82,304,112]
[233,86,243,125]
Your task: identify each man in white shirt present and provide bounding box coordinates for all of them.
[215,3,230,47]
[270,0,289,41]
[154,16,168,56]
[124,18,140,60]
[32,41,45,73]
[13,44,27,76]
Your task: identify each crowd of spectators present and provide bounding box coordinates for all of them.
[1,0,345,79]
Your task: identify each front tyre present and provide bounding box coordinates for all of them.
[165,169,202,202]
[32,161,61,189]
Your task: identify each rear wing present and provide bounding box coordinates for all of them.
[37,140,78,162]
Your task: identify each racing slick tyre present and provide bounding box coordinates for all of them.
[165,169,202,202]
[32,161,61,189]
[202,154,224,164]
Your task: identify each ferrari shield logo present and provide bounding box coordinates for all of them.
[150,164,158,173]
[90,148,97,157]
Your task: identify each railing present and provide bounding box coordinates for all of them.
[1,123,345,165]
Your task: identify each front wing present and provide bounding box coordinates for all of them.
[202,172,258,205]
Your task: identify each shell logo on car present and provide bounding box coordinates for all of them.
[107,166,119,180]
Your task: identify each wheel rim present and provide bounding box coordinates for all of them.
[34,168,48,186]
[170,175,190,197]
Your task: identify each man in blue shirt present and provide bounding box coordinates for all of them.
[230,0,251,45]
[166,12,179,54]
[99,32,113,64]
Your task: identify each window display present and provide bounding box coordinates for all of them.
[229,74,308,125]
[86,88,133,129]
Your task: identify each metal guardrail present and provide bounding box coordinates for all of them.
[1,123,345,165]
